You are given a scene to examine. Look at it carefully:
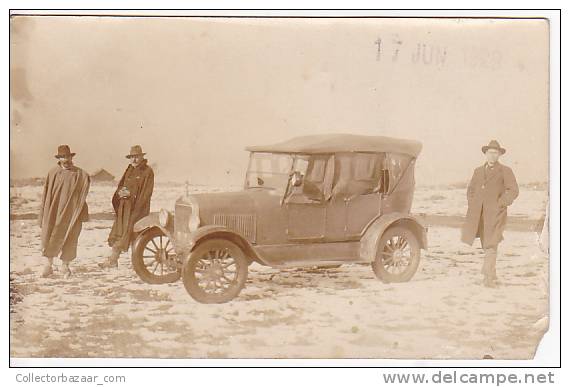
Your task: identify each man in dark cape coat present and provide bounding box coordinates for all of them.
[39,145,90,278]
[100,145,154,268]
[461,140,519,287]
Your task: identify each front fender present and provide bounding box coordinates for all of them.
[186,225,231,247]
[133,213,173,237]
[360,212,428,262]
[181,225,268,266]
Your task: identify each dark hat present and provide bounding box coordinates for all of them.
[126,145,146,159]
[481,140,506,155]
[54,145,76,159]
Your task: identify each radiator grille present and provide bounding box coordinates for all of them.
[213,214,256,242]
[174,203,192,232]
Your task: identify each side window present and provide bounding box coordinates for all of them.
[292,157,309,175]
[302,155,332,201]
[332,153,383,199]
[386,153,412,191]
[288,155,330,202]
[306,157,326,183]
[353,153,381,182]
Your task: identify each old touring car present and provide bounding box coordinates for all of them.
[131,134,427,303]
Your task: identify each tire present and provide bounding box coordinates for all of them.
[182,238,248,304]
[132,228,181,284]
[371,226,421,283]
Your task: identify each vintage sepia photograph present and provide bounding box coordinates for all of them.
[9,12,551,362]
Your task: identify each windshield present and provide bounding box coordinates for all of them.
[245,152,294,191]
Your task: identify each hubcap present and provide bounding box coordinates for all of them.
[382,235,411,274]
[392,248,404,264]
[156,248,165,262]
[143,235,177,275]
[195,248,238,294]
[203,261,224,281]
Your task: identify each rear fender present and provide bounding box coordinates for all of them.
[360,213,428,262]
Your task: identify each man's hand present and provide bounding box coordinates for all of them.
[498,196,509,208]
[118,187,131,198]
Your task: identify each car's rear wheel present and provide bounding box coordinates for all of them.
[132,228,181,284]
[372,226,420,283]
[182,239,248,304]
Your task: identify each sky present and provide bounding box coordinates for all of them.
[10,16,549,186]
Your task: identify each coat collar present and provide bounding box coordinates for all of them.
[483,161,502,170]
[57,161,79,172]
[129,159,148,170]
[482,161,502,182]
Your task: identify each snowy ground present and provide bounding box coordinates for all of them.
[9,182,549,359]
[10,218,548,359]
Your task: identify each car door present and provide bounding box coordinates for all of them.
[285,155,332,241]
[327,153,384,238]
[286,199,326,241]
[345,193,381,238]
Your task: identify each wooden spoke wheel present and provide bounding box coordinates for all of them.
[132,228,181,284]
[372,226,421,283]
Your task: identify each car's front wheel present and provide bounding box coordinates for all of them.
[182,239,248,304]
[371,226,421,283]
[132,227,181,284]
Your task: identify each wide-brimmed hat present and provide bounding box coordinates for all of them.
[126,145,146,159]
[54,145,76,159]
[481,140,506,155]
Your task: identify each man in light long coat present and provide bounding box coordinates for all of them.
[39,145,90,278]
[461,140,519,287]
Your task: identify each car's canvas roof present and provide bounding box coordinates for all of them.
[246,134,423,157]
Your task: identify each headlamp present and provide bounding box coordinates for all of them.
[159,209,170,227]
[188,213,200,232]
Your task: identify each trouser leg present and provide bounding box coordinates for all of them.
[60,221,83,263]
[489,246,498,280]
[482,247,498,284]
[110,243,122,262]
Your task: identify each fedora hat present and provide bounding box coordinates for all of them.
[126,145,146,159]
[54,145,76,159]
[481,140,506,155]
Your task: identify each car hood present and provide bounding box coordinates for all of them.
[176,188,283,221]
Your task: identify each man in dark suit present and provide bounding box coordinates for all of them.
[461,140,519,287]
[99,145,154,269]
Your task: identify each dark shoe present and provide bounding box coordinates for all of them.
[98,258,118,269]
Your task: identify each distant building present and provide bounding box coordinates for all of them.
[91,169,115,182]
